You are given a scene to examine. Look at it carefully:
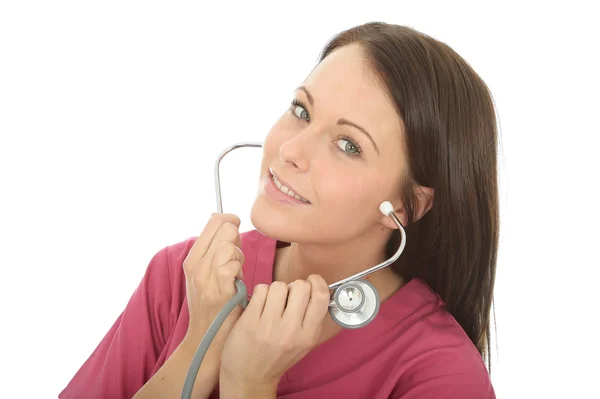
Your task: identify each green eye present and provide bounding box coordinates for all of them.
[335,138,361,156]
[294,106,309,121]
[291,99,310,121]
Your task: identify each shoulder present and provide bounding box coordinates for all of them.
[399,343,494,398]
[389,281,495,398]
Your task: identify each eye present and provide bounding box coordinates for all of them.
[335,136,362,157]
[290,99,310,122]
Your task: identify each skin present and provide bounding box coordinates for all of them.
[219,43,434,398]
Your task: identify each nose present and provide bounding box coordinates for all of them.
[279,135,310,172]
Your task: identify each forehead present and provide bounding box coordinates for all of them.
[302,44,404,152]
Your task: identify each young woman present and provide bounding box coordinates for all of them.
[60,22,498,398]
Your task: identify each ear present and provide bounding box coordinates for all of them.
[378,185,434,230]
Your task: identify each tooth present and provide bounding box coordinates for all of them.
[272,174,308,202]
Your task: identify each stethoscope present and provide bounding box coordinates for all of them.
[182,142,406,398]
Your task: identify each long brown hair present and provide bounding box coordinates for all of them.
[318,22,499,372]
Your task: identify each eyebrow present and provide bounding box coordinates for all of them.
[337,118,379,155]
[296,85,380,155]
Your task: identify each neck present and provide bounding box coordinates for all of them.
[273,227,405,302]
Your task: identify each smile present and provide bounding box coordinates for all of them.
[269,170,310,203]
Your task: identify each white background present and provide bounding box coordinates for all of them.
[1,1,599,398]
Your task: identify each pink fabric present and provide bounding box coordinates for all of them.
[60,230,495,398]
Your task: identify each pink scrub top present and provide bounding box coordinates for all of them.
[60,230,495,398]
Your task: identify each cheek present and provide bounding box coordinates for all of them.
[319,171,385,215]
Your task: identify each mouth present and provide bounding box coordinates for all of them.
[269,168,311,204]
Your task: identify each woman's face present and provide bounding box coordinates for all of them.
[251,44,407,244]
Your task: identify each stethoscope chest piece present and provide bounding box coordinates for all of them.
[329,279,380,329]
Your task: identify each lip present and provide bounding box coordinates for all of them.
[268,168,311,204]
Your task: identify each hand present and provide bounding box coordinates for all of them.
[219,275,331,395]
[182,213,245,355]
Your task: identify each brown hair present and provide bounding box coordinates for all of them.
[318,22,498,372]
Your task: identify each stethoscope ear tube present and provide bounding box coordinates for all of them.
[214,142,263,214]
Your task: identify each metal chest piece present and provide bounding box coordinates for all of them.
[328,279,380,329]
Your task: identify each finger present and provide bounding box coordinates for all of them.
[185,214,241,265]
[302,275,331,330]
[282,280,313,325]
[216,259,243,297]
[204,221,241,266]
[212,240,245,279]
[243,283,269,320]
[211,241,245,293]
[261,281,290,321]
[200,222,241,285]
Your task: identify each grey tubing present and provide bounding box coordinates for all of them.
[181,279,249,399]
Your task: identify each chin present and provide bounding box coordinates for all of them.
[250,197,292,243]
[249,194,319,244]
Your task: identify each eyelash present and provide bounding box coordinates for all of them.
[290,99,310,121]
[289,99,362,157]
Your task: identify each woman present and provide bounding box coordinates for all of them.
[60,22,498,398]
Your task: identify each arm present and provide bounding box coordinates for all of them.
[59,243,220,399]
[132,338,220,399]
[218,375,278,399]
